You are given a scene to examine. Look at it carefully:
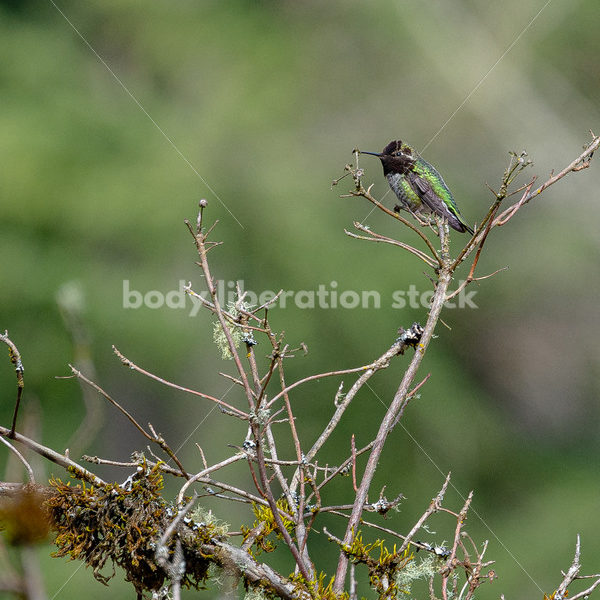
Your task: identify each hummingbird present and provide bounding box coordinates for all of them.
[361,140,474,234]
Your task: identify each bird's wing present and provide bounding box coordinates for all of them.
[408,172,472,233]
[407,172,449,217]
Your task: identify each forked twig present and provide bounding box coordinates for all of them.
[68,365,189,479]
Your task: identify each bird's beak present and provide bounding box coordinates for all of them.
[360,151,381,157]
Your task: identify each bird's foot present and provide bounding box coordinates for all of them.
[409,210,431,228]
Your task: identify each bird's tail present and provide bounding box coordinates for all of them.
[448,213,474,235]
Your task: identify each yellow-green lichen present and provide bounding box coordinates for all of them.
[213,301,250,360]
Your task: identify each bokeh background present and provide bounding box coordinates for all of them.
[1,0,599,598]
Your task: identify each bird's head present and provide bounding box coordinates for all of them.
[361,140,415,175]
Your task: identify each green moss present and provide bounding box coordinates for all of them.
[45,463,213,597]
[342,531,415,600]
[289,571,349,600]
[241,500,295,555]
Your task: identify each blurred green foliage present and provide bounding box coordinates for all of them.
[1,1,599,598]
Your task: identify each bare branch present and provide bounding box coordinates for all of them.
[0,436,35,483]
[0,426,107,488]
[0,331,25,438]
[442,490,474,600]
[497,133,599,224]
[334,265,454,592]
[342,161,443,266]
[399,472,451,554]
[555,535,581,600]
[177,454,245,505]
[345,222,439,268]
[68,365,189,479]
[113,346,248,419]
[68,364,152,440]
